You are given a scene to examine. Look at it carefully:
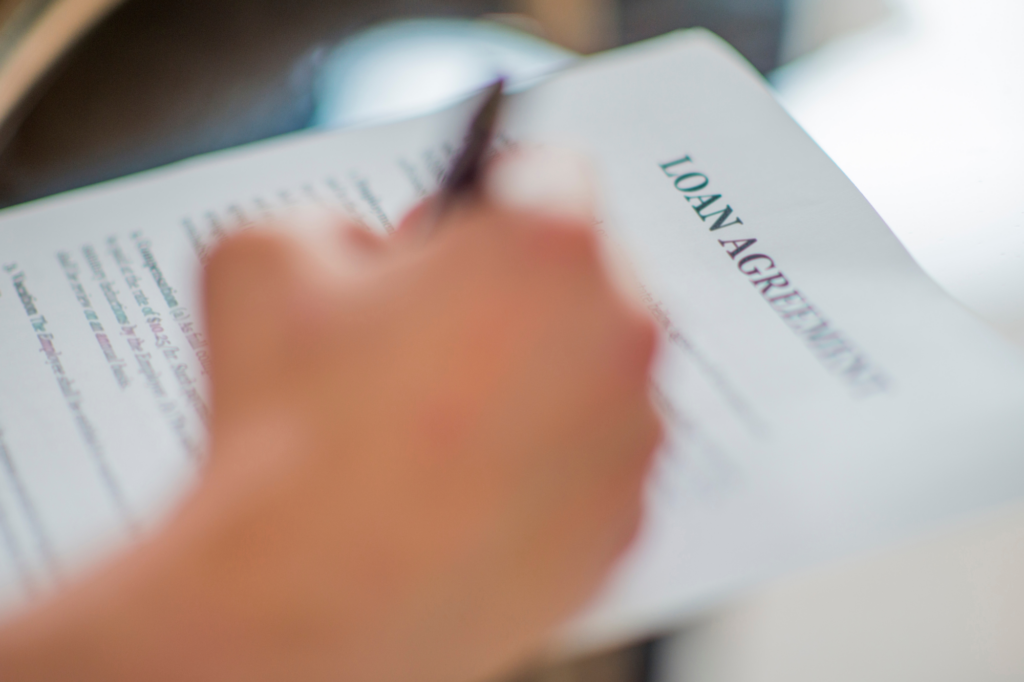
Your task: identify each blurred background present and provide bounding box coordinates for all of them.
[2,0,1023,680]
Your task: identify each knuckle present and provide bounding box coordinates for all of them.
[629,311,659,365]
[643,407,665,466]
[205,229,290,283]
[203,229,304,334]
[336,220,387,257]
[614,400,664,486]
[609,309,659,387]
[522,215,601,266]
[553,220,601,261]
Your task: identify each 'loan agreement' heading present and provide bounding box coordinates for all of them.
[659,155,890,397]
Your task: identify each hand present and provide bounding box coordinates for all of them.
[0,151,662,682]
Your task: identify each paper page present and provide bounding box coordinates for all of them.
[0,30,1022,654]
[0,102,485,611]
[514,31,1024,646]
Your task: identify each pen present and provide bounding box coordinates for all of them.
[423,78,505,233]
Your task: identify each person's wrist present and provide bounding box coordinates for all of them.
[0,464,270,682]
[0,526,192,681]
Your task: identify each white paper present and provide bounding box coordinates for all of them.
[0,30,1022,653]
[515,32,1024,646]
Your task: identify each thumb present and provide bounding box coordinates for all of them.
[484,147,597,223]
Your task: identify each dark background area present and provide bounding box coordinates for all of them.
[0,0,786,208]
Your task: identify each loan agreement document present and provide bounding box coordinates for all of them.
[0,30,1023,648]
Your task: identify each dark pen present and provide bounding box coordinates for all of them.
[421,78,505,234]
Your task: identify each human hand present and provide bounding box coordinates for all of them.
[0,151,662,682]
